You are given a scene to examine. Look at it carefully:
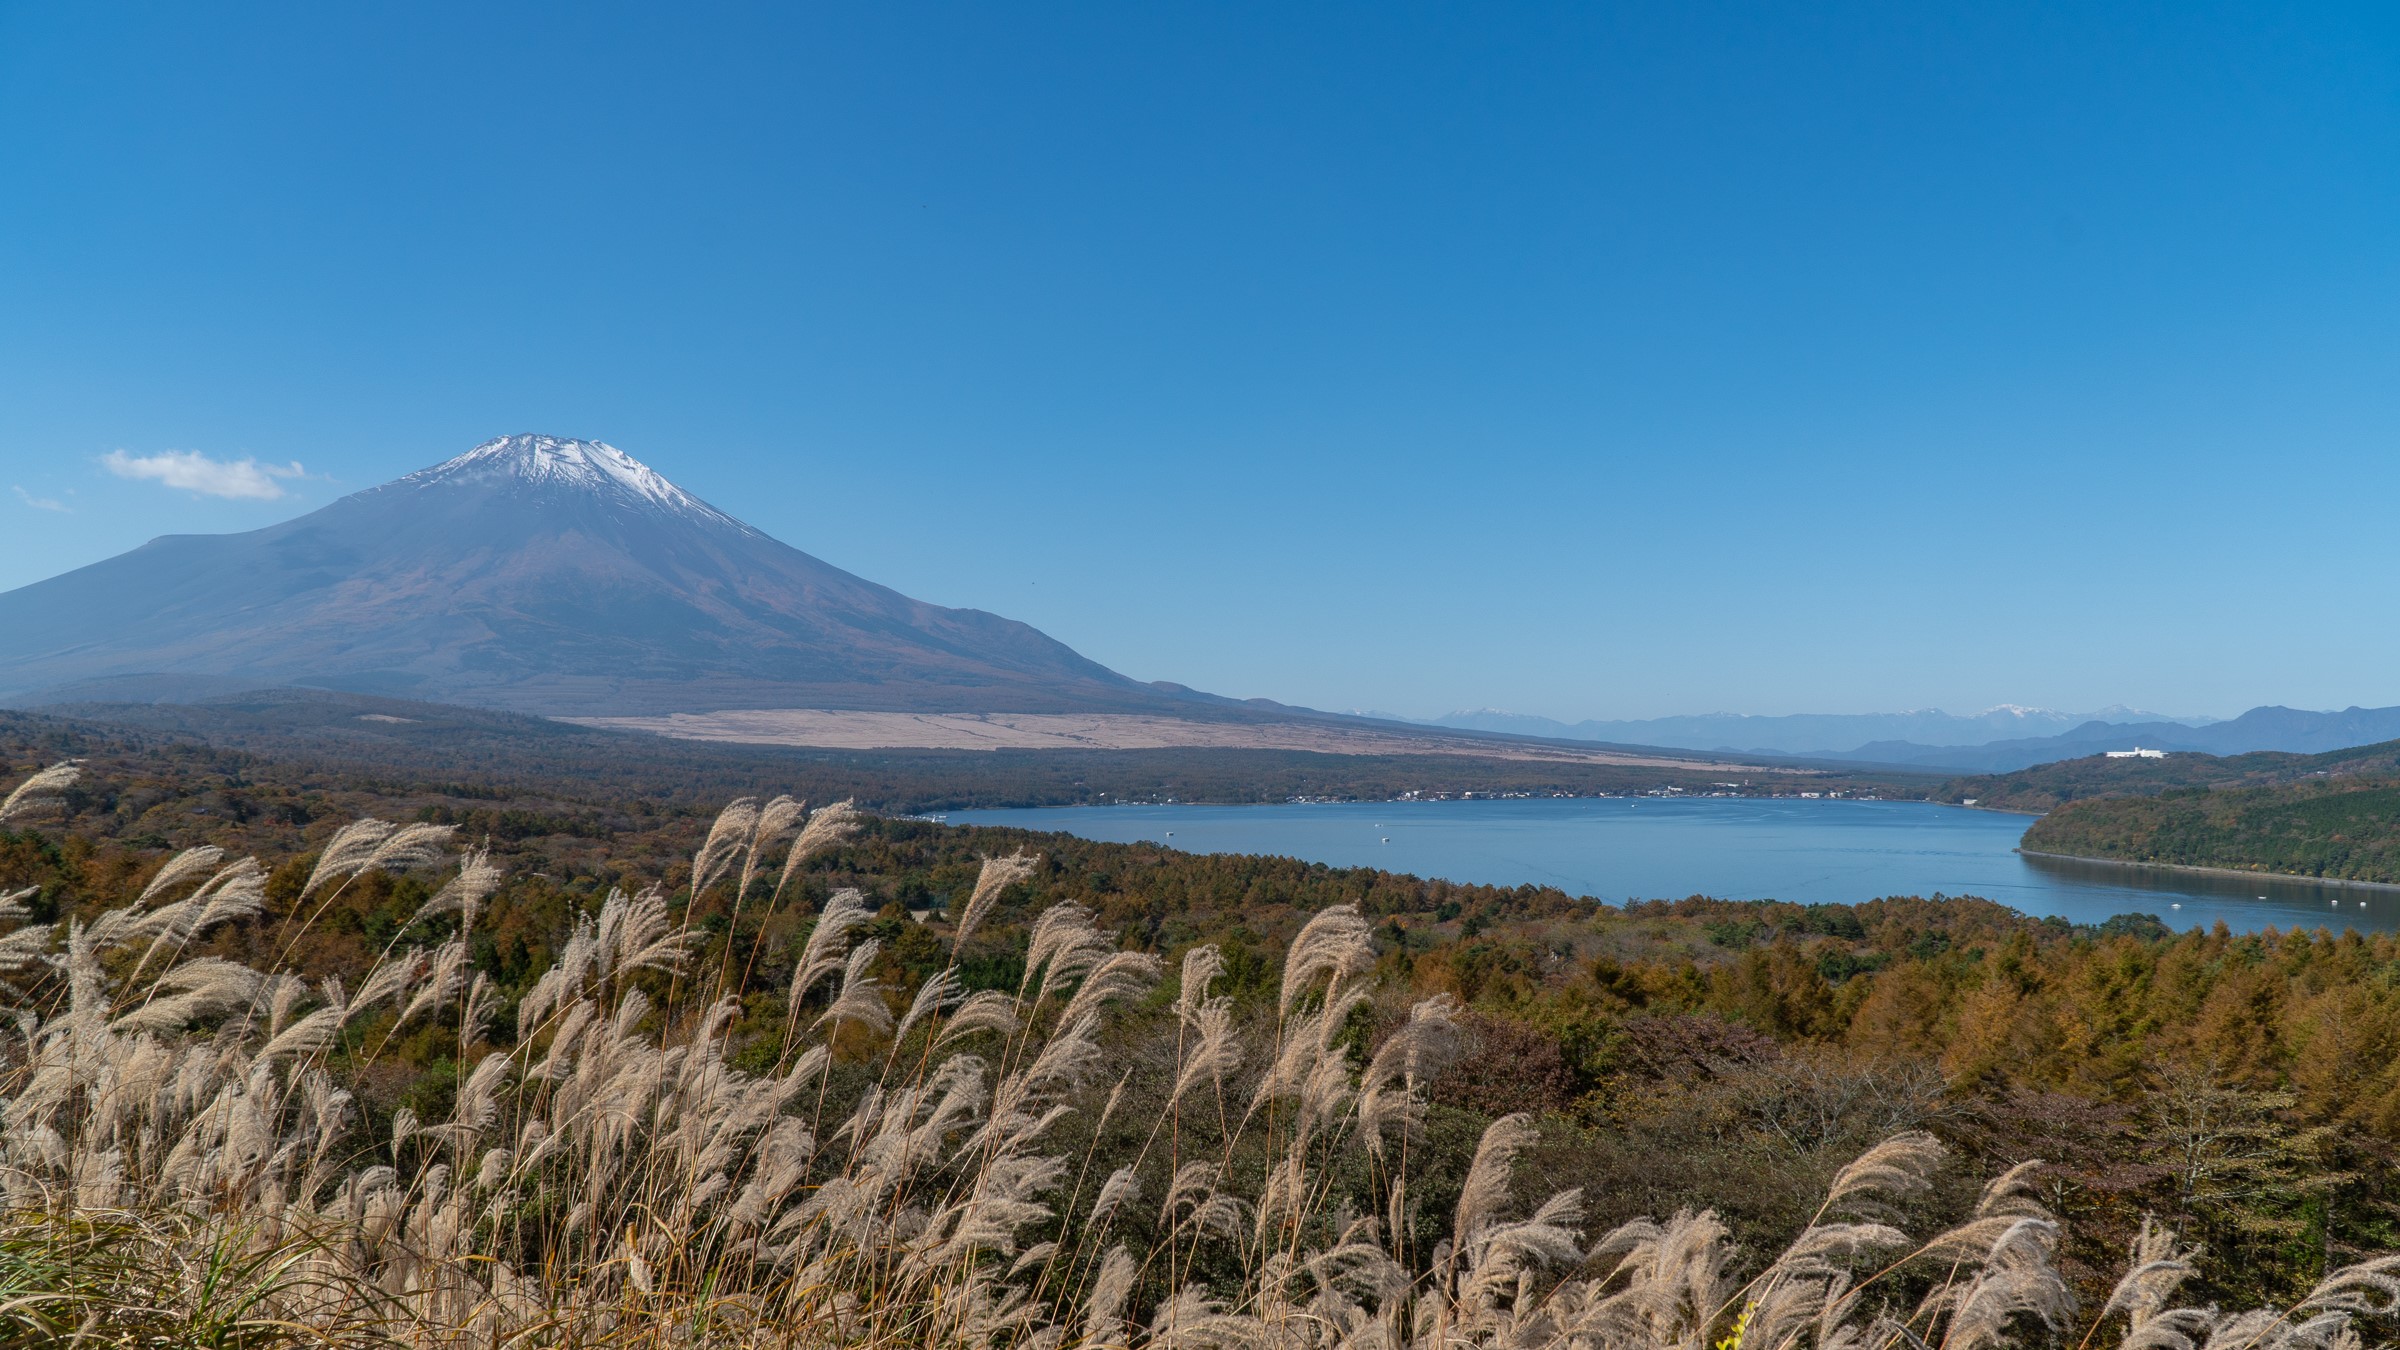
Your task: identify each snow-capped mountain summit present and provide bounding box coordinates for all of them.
[396,435,753,533]
[0,435,1173,715]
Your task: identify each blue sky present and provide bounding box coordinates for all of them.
[2,3,2396,721]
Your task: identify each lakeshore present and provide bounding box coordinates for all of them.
[953,795,2400,934]
[2018,848,2400,895]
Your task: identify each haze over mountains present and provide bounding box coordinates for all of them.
[1819,705,2400,773]
[1420,704,2400,773]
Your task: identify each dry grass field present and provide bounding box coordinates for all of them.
[567,709,1765,769]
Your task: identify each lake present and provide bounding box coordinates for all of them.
[948,796,2397,936]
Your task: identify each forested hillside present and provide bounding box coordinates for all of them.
[2022,778,2400,884]
[1945,737,2400,812]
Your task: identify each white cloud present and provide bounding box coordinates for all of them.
[12,485,69,513]
[101,448,306,500]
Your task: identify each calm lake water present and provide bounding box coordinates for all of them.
[948,797,2397,936]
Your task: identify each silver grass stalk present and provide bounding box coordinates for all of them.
[2121,1308,2223,1350]
[366,821,455,874]
[1454,1112,1539,1242]
[815,940,893,1037]
[1088,1165,1141,1227]
[933,1151,1069,1263]
[1017,1012,1105,1101]
[1358,994,1464,1154]
[771,800,863,906]
[0,920,52,978]
[1929,1217,2072,1350]
[461,972,497,1046]
[938,990,1024,1046]
[1169,998,1241,1108]
[259,1005,345,1063]
[953,849,1039,947]
[0,760,79,822]
[795,888,875,999]
[1299,1045,1359,1135]
[1975,1157,2048,1219]
[1148,1285,1248,1350]
[596,883,692,978]
[136,845,225,905]
[452,1052,510,1132]
[2102,1210,2198,1325]
[1279,903,1375,1012]
[1008,1241,1060,1279]
[690,796,761,896]
[1378,994,1463,1085]
[350,947,423,1020]
[474,1146,514,1191]
[2297,1256,2400,1317]
[1173,943,1224,1022]
[894,968,963,1047]
[128,857,268,985]
[737,794,807,901]
[109,957,265,1034]
[408,846,503,932]
[1459,1188,1585,1299]
[1740,1268,1841,1350]
[301,819,396,899]
[1081,1246,1138,1347]
[2204,1310,2297,1350]
[1782,1222,1913,1262]
[187,858,268,932]
[1917,1215,2038,1264]
[1057,950,1162,1030]
[1824,1129,1944,1211]
[1585,1207,1735,1348]
[396,939,469,1028]
[1022,902,1111,1003]
[301,819,456,904]
[1254,1153,1311,1244]
[1253,978,1370,1110]
[1166,1162,1257,1239]
[0,885,53,992]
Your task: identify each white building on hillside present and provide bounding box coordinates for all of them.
[2104,747,2169,759]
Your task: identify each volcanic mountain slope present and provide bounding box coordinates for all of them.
[0,435,1189,715]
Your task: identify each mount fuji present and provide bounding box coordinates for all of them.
[0,435,1195,716]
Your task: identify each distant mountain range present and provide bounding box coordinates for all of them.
[1422,704,2400,773]
[1424,706,2200,754]
[1816,705,2400,773]
[0,435,1222,716]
